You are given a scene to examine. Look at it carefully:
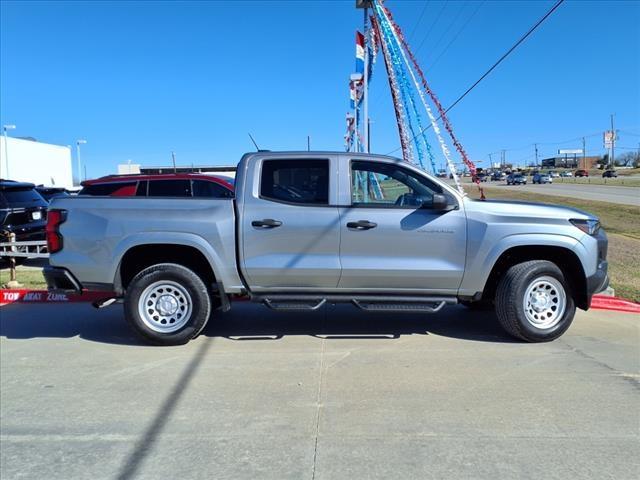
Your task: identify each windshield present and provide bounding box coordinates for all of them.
[0,188,47,208]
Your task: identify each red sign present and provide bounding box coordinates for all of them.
[0,289,116,306]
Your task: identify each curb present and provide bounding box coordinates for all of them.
[590,294,640,314]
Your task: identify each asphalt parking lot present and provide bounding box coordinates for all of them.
[1,303,639,479]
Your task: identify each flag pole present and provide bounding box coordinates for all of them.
[363,7,369,153]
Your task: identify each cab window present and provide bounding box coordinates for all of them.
[260,159,329,205]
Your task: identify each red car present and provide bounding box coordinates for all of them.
[79,173,234,198]
[574,169,589,177]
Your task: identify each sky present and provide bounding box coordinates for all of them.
[1,0,639,178]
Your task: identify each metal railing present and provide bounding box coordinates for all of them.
[0,239,49,259]
[0,233,49,288]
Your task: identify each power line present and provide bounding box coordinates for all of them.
[619,130,640,137]
[412,1,448,56]
[385,0,565,155]
[407,0,430,43]
[425,0,485,73]
[423,1,469,61]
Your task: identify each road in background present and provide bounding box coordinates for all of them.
[1,303,638,479]
[470,182,640,206]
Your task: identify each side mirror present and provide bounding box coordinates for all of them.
[429,193,449,211]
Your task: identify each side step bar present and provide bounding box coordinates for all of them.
[255,294,456,312]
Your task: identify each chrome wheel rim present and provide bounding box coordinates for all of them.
[138,281,192,333]
[523,275,566,330]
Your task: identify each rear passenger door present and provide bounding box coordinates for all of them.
[240,157,342,290]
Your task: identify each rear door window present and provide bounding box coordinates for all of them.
[192,180,233,198]
[79,182,137,196]
[260,159,329,205]
[148,180,192,197]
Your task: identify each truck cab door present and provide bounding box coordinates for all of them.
[338,159,467,294]
[239,156,342,290]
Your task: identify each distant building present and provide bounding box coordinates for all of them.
[541,155,600,170]
[117,163,142,175]
[0,136,74,188]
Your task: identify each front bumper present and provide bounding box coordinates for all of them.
[43,266,82,294]
[587,260,609,298]
[586,227,609,305]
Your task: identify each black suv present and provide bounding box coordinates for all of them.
[1,180,48,241]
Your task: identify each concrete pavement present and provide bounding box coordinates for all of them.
[1,302,639,479]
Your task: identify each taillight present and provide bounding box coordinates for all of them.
[46,209,67,253]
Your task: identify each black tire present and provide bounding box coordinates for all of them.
[124,263,212,346]
[495,260,576,342]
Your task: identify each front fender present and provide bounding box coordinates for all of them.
[459,232,587,296]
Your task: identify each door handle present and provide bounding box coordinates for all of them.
[251,219,282,228]
[347,220,377,230]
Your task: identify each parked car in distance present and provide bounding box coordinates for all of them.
[79,173,234,198]
[532,173,553,184]
[506,173,527,185]
[574,169,589,177]
[474,173,488,182]
[0,180,48,242]
[36,186,71,202]
[602,169,618,178]
[490,171,506,181]
[560,171,573,178]
[547,171,560,178]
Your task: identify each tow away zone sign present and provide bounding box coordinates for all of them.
[0,289,114,306]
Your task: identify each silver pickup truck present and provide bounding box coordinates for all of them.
[44,152,608,345]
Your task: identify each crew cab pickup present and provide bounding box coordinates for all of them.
[44,152,609,345]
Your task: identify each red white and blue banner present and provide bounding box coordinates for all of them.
[356,31,365,74]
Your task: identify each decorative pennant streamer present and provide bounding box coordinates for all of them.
[370,12,413,163]
[377,0,484,199]
[376,7,437,172]
[376,2,462,192]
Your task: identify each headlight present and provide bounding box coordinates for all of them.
[570,218,600,235]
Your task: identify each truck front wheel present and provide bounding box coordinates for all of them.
[124,263,212,345]
[495,260,576,342]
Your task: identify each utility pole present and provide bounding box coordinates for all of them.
[171,151,177,173]
[307,135,310,152]
[488,153,493,168]
[363,5,369,152]
[76,139,87,184]
[501,149,506,169]
[2,124,16,179]
[534,144,539,167]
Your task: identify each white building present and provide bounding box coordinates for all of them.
[1,136,74,189]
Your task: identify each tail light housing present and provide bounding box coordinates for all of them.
[46,209,67,253]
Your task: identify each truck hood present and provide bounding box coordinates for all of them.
[464,198,596,221]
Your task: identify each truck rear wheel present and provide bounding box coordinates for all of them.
[495,260,575,342]
[124,263,212,345]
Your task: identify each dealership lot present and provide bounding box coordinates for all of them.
[1,302,638,479]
